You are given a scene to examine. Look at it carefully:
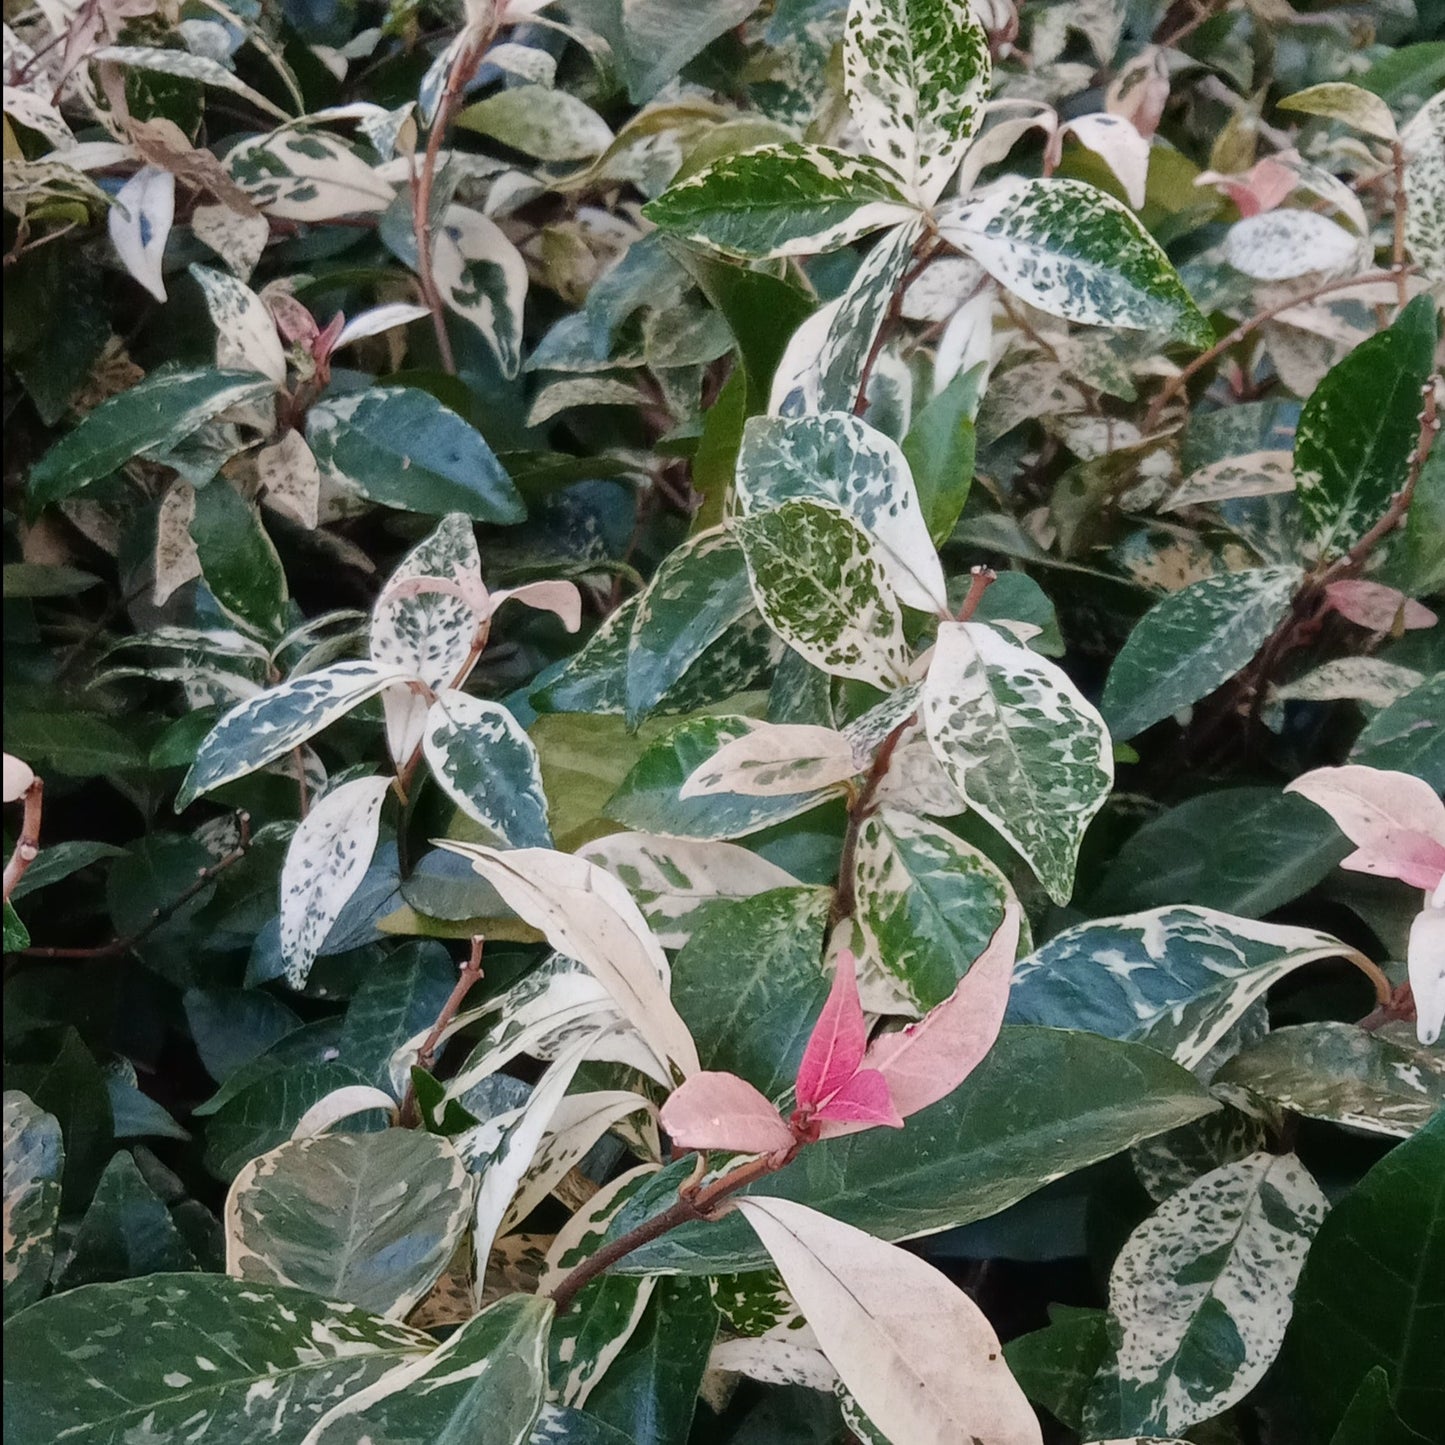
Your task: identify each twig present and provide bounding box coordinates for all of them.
[3,779,44,904]
[852,237,940,416]
[1391,140,1409,310]
[399,935,485,1126]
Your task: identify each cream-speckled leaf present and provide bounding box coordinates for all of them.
[1402,93,1445,285]
[737,1198,1042,1445]
[1223,210,1365,281]
[438,844,700,1079]
[710,1335,838,1392]
[1007,906,1371,1069]
[303,1294,551,1445]
[1279,83,1397,140]
[1101,566,1303,740]
[279,775,390,987]
[108,165,174,303]
[1164,450,1295,509]
[228,130,393,221]
[1084,1154,1328,1438]
[432,204,529,377]
[735,412,947,612]
[178,660,414,806]
[191,202,269,279]
[189,264,287,385]
[842,0,992,206]
[643,144,916,260]
[457,84,611,161]
[225,1128,473,1318]
[2,1275,431,1445]
[95,45,290,121]
[423,690,551,847]
[153,480,202,605]
[735,499,910,690]
[256,429,320,529]
[681,722,858,800]
[1273,658,1425,709]
[578,833,800,948]
[3,1092,63,1319]
[1215,1022,1445,1139]
[922,621,1113,904]
[938,178,1211,347]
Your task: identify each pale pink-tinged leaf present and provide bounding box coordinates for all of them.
[659,1072,795,1156]
[1322,580,1437,633]
[491,580,582,632]
[3,754,35,803]
[735,1198,1042,1445]
[795,953,870,1113]
[331,302,431,351]
[1056,113,1150,209]
[860,898,1021,1121]
[109,165,175,302]
[1287,765,1445,892]
[1106,46,1169,138]
[812,1069,902,1130]
[1196,158,1296,218]
[1409,905,1445,1046]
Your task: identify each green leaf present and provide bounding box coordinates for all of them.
[1101,565,1302,739]
[969,571,1065,657]
[671,888,833,1098]
[2,712,148,777]
[1286,1110,1445,1439]
[189,481,288,639]
[338,943,458,1091]
[853,809,1018,1013]
[1293,294,1439,558]
[423,692,552,847]
[585,1275,719,1445]
[2,1091,64,1318]
[843,0,992,205]
[610,0,764,102]
[8,840,125,903]
[902,364,980,546]
[307,1294,553,1444]
[1003,1306,1109,1432]
[1214,1022,1445,1140]
[735,499,909,690]
[456,85,611,161]
[1,563,101,599]
[307,387,526,523]
[28,367,275,510]
[1350,671,1445,788]
[1007,905,1370,1069]
[922,621,1113,905]
[606,715,838,841]
[1083,1153,1328,1438]
[606,1028,1216,1275]
[938,178,1212,348]
[183,987,303,1085]
[225,1129,473,1318]
[3,900,30,952]
[1,1275,431,1445]
[1329,1368,1433,1445]
[644,144,916,260]
[1400,443,1445,595]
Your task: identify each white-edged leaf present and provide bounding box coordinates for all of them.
[1223,210,1365,281]
[224,1129,473,1318]
[437,844,701,1079]
[681,722,858,800]
[94,45,290,121]
[1084,1154,1328,1438]
[423,690,551,847]
[735,411,948,612]
[1402,92,1444,285]
[108,166,174,302]
[189,264,287,385]
[737,1197,1042,1445]
[734,498,910,690]
[3,1091,64,1318]
[228,130,393,220]
[922,621,1113,905]
[279,775,390,987]
[433,204,529,377]
[179,660,412,806]
[842,0,993,206]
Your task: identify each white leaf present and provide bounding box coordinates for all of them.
[1223,210,1365,282]
[1402,92,1445,287]
[189,264,287,385]
[191,202,269,280]
[1273,658,1424,709]
[109,166,174,302]
[709,1336,839,1392]
[256,430,321,530]
[332,302,432,351]
[1409,905,1445,1046]
[290,1085,397,1138]
[437,843,701,1079]
[680,722,859,799]
[279,775,390,987]
[3,753,35,803]
[736,1197,1041,1445]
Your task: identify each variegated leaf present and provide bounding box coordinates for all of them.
[1101,566,1303,740]
[279,776,391,987]
[643,144,917,260]
[95,45,290,121]
[2,1092,63,1319]
[1164,450,1295,509]
[191,202,269,280]
[189,264,286,385]
[938,178,1211,348]
[735,412,947,612]
[255,429,321,529]
[842,0,992,205]
[1273,658,1425,709]
[1402,92,1445,286]
[224,1129,473,1318]
[108,166,173,303]
[457,84,611,160]
[423,690,551,847]
[179,661,412,806]
[432,204,529,377]
[1279,82,1397,140]
[681,722,858,800]
[1223,210,1365,282]
[735,498,910,690]
[228,130,393,220]
[922,621,1113,905]
[1084,1154,1328,1438]
[1007,905,1371,1068]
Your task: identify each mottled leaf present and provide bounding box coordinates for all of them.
[2,1092,63,1318]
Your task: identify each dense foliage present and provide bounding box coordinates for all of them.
[3,0,1443,1442]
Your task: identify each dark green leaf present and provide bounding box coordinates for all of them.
[189,481,288,638]
[1003,1306,1109,1432]
[183,987,303,1085]
[338,942,458,1091]
[1350,672,1445,789]
[902,364,980,546]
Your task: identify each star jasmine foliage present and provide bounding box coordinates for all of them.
[2,0,1442,1442]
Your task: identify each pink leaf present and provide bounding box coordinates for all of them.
[814,1068,903,1132]
[1287,765,1445,892]
[491,579,582,633]
[861,899,1022,1121]
[1196,157,1297,217]
[1323,580,1437,633]
[660,1071,795,1156]
[795,952,869,1112]
[1408,906,1445,1047]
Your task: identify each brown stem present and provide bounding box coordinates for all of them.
[1391,141,1409,310]
[956,564,997,623]
[547,1150,792,1313]
[399,935,485,1126]
[19,812,250,958]
[1143,268,1412,434]
[852,237,940,416]
[3,779,44,904]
